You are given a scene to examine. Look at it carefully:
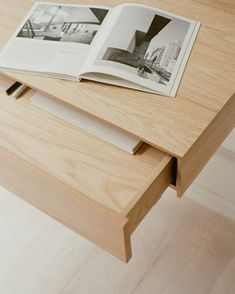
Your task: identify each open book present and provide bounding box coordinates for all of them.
[0,2,200,96]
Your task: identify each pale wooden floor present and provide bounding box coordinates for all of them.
[0,186,234,294]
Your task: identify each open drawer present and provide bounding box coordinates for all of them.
[0,75,175,262]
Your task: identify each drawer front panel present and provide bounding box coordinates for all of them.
[0,75,174,262]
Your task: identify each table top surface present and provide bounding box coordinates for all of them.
[0,0,234,158]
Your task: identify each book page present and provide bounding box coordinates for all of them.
[80,3,199,96]
[0,2,110,79]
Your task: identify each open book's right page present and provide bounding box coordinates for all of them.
[80,3,200,96]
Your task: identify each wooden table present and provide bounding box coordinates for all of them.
[0,0,234,262]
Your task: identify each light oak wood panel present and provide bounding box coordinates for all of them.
[0,0,234,158]
[0,0,234,261]
[1,187,235,294]
[0,75,173,261]
[177,93,235,195]
[0,0,234,198]
[0,78,172,213]
[0,146,131,262]
[124,157,174,234]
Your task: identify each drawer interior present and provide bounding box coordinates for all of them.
[0,75,175,262]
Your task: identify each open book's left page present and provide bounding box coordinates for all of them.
[0,2,110,79]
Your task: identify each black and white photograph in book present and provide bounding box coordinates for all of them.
[102,7,190,85]
[17,4,108,44]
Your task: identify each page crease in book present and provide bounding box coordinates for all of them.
[0,2,200,97]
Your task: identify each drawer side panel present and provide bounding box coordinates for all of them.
[0,146,132,262]
[177,93,235,196]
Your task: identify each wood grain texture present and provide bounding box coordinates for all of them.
[0,76,172,214]
[0,0,234,261]
[1,187,235,294]
[124,157,174,234]
[0,0,234,158]
[0,146,132,262]
[177,93,235,196]
[0,75,173,261]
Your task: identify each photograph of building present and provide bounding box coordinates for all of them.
[101,7,190,85]
[145,40,182,82]
[17,4,108,44]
